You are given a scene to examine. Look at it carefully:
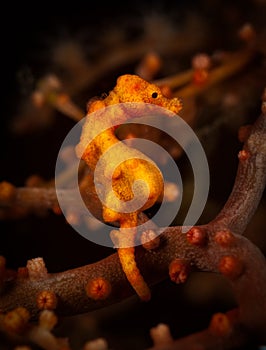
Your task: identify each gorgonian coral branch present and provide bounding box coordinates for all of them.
[211,104,266,234]
[148,233,266,349]
[0,92,265,333]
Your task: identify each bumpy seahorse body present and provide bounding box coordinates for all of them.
[76,74,182,301]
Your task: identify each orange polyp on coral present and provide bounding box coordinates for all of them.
[39,310,58,330]
[0,181,16,205]
[209,312,232,337]
[140,229,160,250]
[85,277,111,300]
[36,290,58,310]
[3,307,30,334]
[76,74,182,301]
[218,256,244,280]
[186,227,208,246]
[135,52,162,81]
[169,259,190,284]
[238,149,251,161]
[214,230,235,247]
[192,53,211,85]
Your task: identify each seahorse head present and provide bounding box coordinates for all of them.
[112,74,182,115]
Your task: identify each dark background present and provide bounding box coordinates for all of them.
[0,1,265,349]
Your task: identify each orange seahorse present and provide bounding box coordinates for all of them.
[76,74,182,301]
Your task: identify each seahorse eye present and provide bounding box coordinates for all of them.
[151,92,158,98]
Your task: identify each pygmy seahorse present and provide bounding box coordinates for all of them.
[76,74,182,301]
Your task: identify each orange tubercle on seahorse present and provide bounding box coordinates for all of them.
[76,74,182,301]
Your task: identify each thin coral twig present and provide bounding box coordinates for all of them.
[211,108,266,234]
[153,69,193,89]
[176,50,254,98]
[153,49,254,99]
